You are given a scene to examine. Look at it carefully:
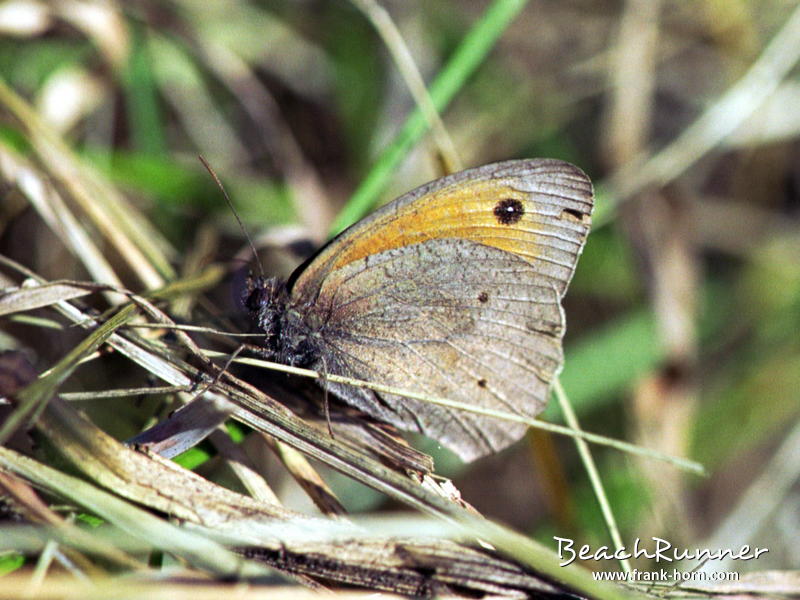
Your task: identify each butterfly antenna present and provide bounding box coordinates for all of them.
[198,155,265,279]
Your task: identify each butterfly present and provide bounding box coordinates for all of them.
[245,159,593,461]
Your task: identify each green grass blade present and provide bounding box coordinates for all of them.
[330,0,529,234]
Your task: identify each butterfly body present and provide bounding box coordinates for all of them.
[246,159,594,461]
[245,277,320,368]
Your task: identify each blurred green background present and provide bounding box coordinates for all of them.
[1,0,799,577]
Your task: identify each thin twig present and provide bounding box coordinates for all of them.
[61,386,191,401]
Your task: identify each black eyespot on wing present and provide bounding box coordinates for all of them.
[493,198,525,225]
[477,378,487,388]
[477,291,489,303]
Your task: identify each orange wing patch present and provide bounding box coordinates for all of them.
[328,180,528,268]
[294,160,593,298]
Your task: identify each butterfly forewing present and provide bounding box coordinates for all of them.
[293,159,593,301]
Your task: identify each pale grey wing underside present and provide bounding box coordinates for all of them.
[310,238,565,461]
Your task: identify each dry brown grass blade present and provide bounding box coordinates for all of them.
[0,446,276,578]
[601,0,700,552]
[172,223,219,318]
[0,574,349,600]
[36,397,297,526]
[0,280,93,316]
[0,79,174,288]
[3,269,630,598]
[602,1,800,210]
[0,146,125,291]
[262,435,347,517]
[207,426,282,505]
[2,388,561,596]
[601,0,661,169]
[0,470,142,574]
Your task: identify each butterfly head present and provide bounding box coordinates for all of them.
[244,275,320,368]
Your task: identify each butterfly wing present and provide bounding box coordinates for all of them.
[292,159,593,301]
[288,159,593,461]
[307,238,565,460]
